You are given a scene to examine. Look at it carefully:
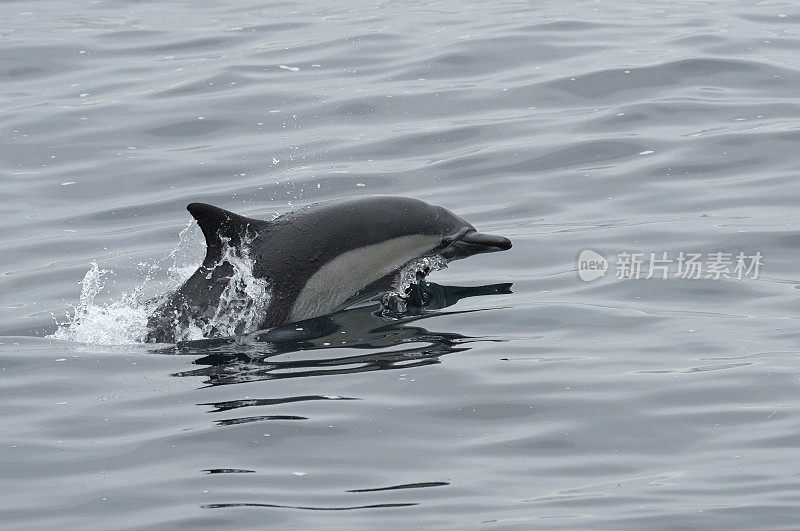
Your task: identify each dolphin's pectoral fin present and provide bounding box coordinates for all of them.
[187,203,257,265]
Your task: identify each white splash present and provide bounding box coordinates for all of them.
[382,255,448,314]
[168,221,205,285]
[173,236,271,342]
[49,222,270,345]
[49,262,150,345]
[393,255,448,294]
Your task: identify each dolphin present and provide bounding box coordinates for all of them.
[145,196,511,343]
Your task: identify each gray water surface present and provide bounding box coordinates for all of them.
[3,1,800,528]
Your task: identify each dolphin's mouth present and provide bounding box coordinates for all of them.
[440,229,512,260]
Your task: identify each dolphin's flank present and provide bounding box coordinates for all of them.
[145,196,512,343]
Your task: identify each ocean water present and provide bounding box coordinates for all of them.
[2,0,800,528]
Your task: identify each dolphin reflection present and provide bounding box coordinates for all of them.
[162,281,512,386]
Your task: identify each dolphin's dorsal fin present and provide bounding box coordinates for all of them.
[187,203,255,266]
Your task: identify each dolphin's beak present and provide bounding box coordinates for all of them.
[460,230,512,251]
[440,229,512,260]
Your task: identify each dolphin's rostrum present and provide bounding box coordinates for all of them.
[145,196,511,343]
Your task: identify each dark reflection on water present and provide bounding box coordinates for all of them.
[203,502,419,510]
[347,481,450,493]
[177,282,503,513]
[201,395,359,412]
[215,414,307,426]
[165,281,512,387]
